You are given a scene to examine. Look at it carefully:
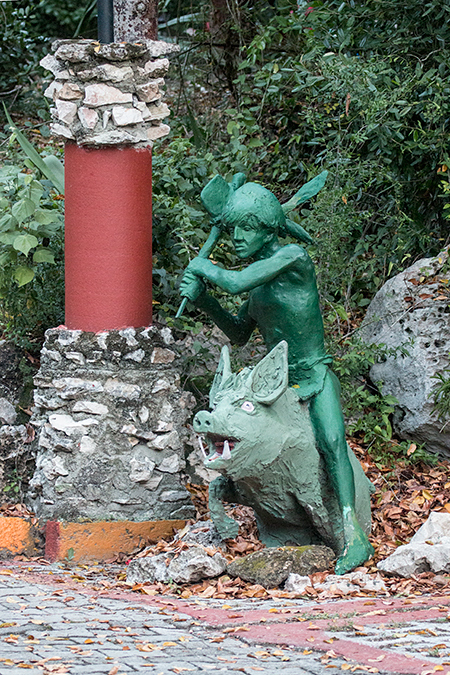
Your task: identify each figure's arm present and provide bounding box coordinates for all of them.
[187,244,307,295]
[196,295,256,345]
[179,270,256,345]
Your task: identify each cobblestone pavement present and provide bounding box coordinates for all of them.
[1,562,450,675]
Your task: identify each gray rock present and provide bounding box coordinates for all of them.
[378,543,450,577]
[95,63,134,83]
[0,398,17,425]
[284,574,311,593]
[84,129,149,146]
[410,511,450,544]
[104,379,141,400]
[72,400,108,416]
[78,107,99,129]
[175,520,225,550]
[167,545,227,584]
[127,552,170,584]
[157,454,182,473]
[57,82,83,100]
[227,546,335,588]
[55,100,77,125]
[378,511,450,577]
[359,248,450,456]
[54,40,97,63]
[50,123,74,140]
[145,102,170,121]
[146,124,170,141]
[44,81,63,100]
[127,544,227,585]
[84,83,133,106]
[40,53,64,75]
[112,106,144,126]
[142,58,170,77]
[285,569,387,594]
[136,81,162,103]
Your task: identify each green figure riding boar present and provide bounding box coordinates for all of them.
[193,341,373,557]
[179,174,374,574]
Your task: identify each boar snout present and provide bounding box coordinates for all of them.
[193,410,214,433]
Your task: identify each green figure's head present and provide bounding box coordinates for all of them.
[223,183,286,259]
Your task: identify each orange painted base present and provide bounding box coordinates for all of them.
[45,519,185,563]
[0,517,38,558]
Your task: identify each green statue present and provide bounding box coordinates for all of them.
[193,341,373,558]
[179,173,374,575]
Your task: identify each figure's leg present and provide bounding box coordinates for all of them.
[208,476,240,540]
[309,370,374,574]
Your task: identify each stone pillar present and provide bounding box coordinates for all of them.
[28,326,196,522]
[30,40,198,527]
[41,38,178,331]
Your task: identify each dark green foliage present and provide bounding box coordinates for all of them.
[222,0,450,308]
[0,163,64,349]
[0,0,97,109]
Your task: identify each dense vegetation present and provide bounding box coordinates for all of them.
[1,0,449,464]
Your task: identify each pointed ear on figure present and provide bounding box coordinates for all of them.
[250,341,289,405]
[209,345,233,408]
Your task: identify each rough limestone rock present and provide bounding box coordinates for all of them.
[285,570,386,595]
[226,546,335,588]
[41,39,177,148]
[378,512,450,577]
[359,247,450,456]
[127,552,171,584]
[127,544,227,585]
[0,398,17,425]
[174,520,225,550]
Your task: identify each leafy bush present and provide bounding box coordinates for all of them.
[0,163,64,348]
[334,339,438,467]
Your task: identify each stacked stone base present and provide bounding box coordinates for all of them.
[28,326,196,523]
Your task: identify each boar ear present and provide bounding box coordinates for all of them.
[250,341,289,405]
[209,345,233,408]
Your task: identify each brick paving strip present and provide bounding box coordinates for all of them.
[1,562,450,674]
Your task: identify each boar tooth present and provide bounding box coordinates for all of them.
[222,439,231,460]
[208,452,220,462]
[198,436,208,459]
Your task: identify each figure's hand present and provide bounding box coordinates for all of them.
[179,269,206,303]
[186,257,214,277]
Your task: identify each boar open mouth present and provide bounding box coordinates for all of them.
[198,433,238,462]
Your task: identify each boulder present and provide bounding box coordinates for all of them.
[378,511,450,577]
[359,247,450,456]
[167,545,227,584]
[127,544,227,585]
[226,545,334,588]
[285,570,386,595]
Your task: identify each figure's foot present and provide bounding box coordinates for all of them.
[335,513,374,575]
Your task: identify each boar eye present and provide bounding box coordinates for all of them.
[241,401,254,412]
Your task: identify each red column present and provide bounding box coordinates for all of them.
[64,142,153,331]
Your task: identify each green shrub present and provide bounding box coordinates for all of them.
[0,163,64,348]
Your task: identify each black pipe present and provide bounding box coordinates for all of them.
[97,0,114,43]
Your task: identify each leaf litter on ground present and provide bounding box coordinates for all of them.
[3,445,450,601]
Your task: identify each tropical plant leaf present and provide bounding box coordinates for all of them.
[13,233,39,256]
[33,248,55,264]
[3,104,65,194]
[14,266,35,286]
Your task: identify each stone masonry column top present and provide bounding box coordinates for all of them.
[41,38,179,148]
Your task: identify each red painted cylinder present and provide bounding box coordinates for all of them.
[64,142,152,331]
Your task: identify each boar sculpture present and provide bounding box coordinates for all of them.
[193,341,373,556]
